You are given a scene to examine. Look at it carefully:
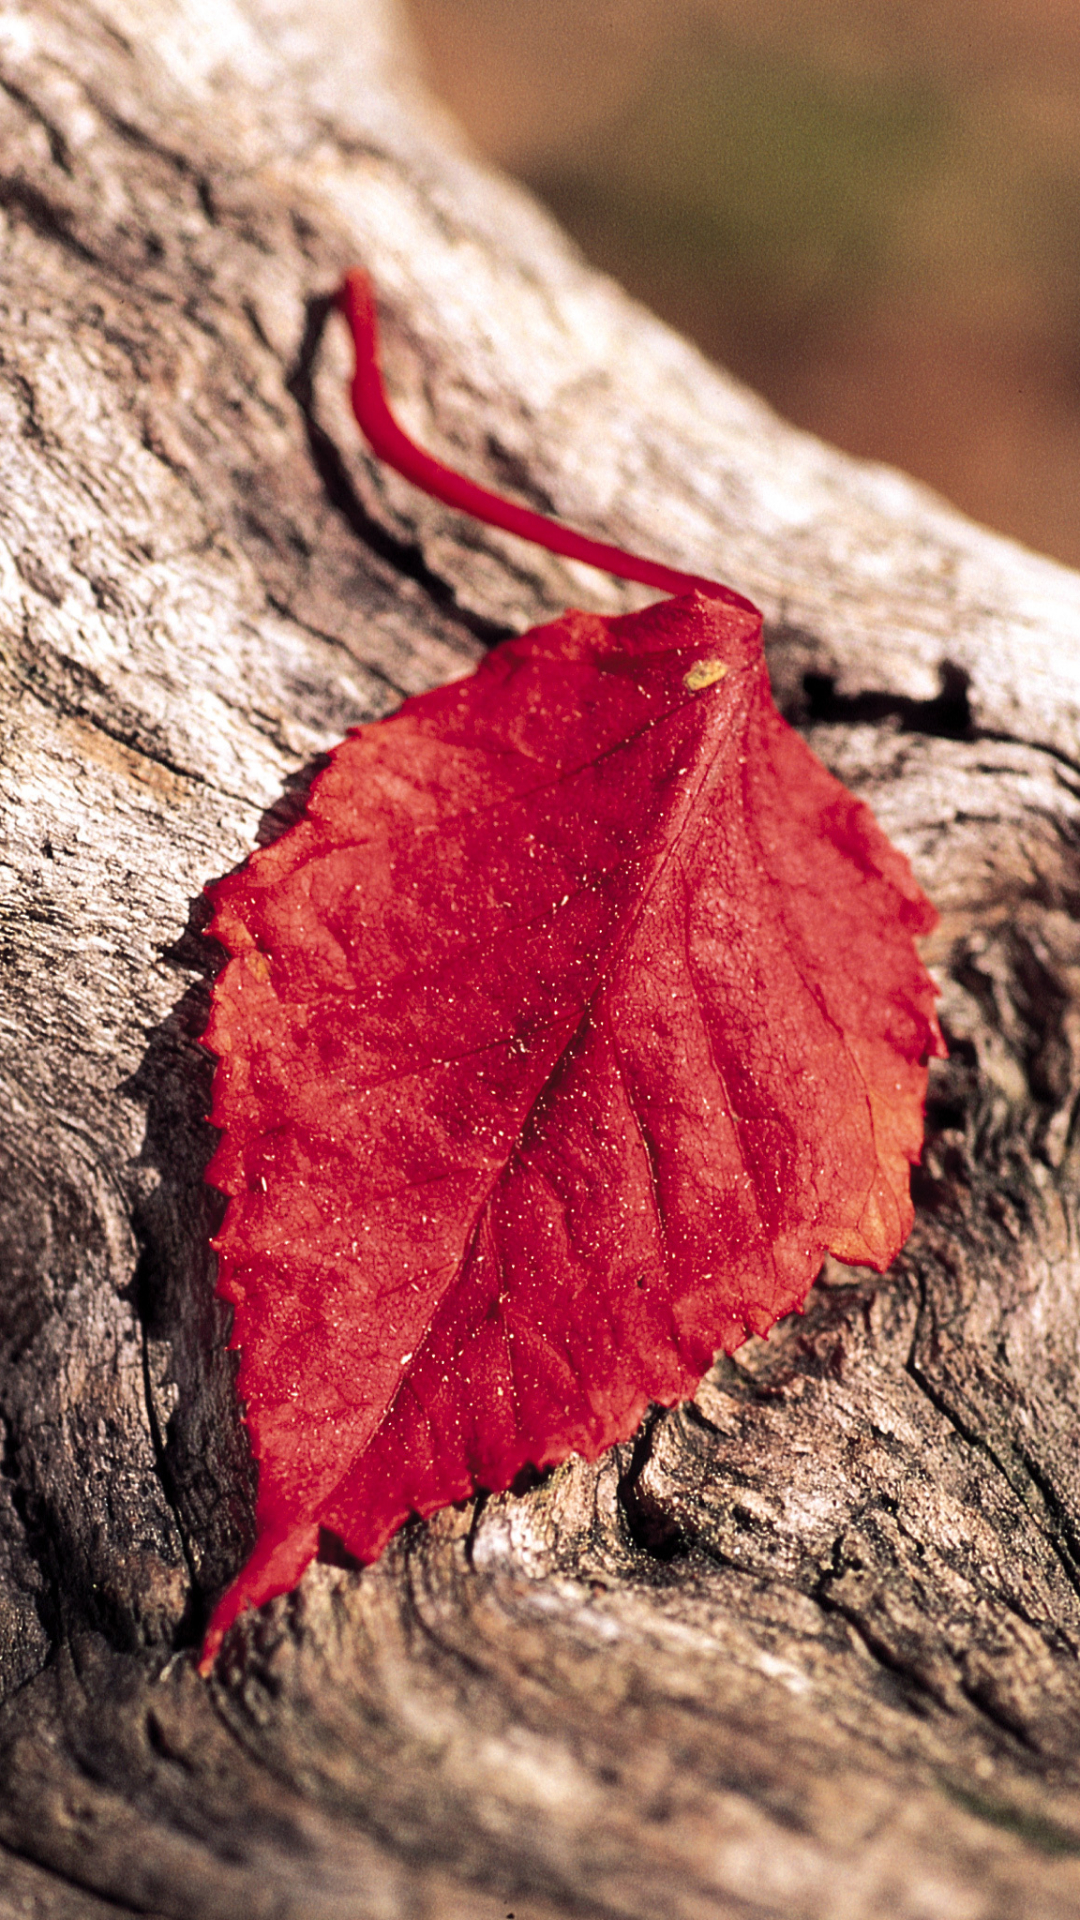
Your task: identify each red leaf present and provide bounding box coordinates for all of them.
[197,278,942,1669]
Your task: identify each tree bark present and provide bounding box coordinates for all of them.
[4,2,1080,1913]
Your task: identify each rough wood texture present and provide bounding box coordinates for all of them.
[4,2,1080,1913]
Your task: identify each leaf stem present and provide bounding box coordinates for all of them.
[336,270,758,615]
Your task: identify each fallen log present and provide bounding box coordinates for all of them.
[3,2,1080,1913]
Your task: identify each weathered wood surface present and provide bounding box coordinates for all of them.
[4,2,1080,1913]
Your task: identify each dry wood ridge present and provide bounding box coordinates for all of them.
[3,1,1080,1914]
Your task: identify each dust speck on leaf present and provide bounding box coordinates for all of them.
[684,657,728,691]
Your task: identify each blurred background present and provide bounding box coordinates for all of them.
[403,0,1080,567]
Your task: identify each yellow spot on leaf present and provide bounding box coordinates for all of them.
[684,658,728,692]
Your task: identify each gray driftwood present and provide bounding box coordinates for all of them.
[4,2,1080,1913]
